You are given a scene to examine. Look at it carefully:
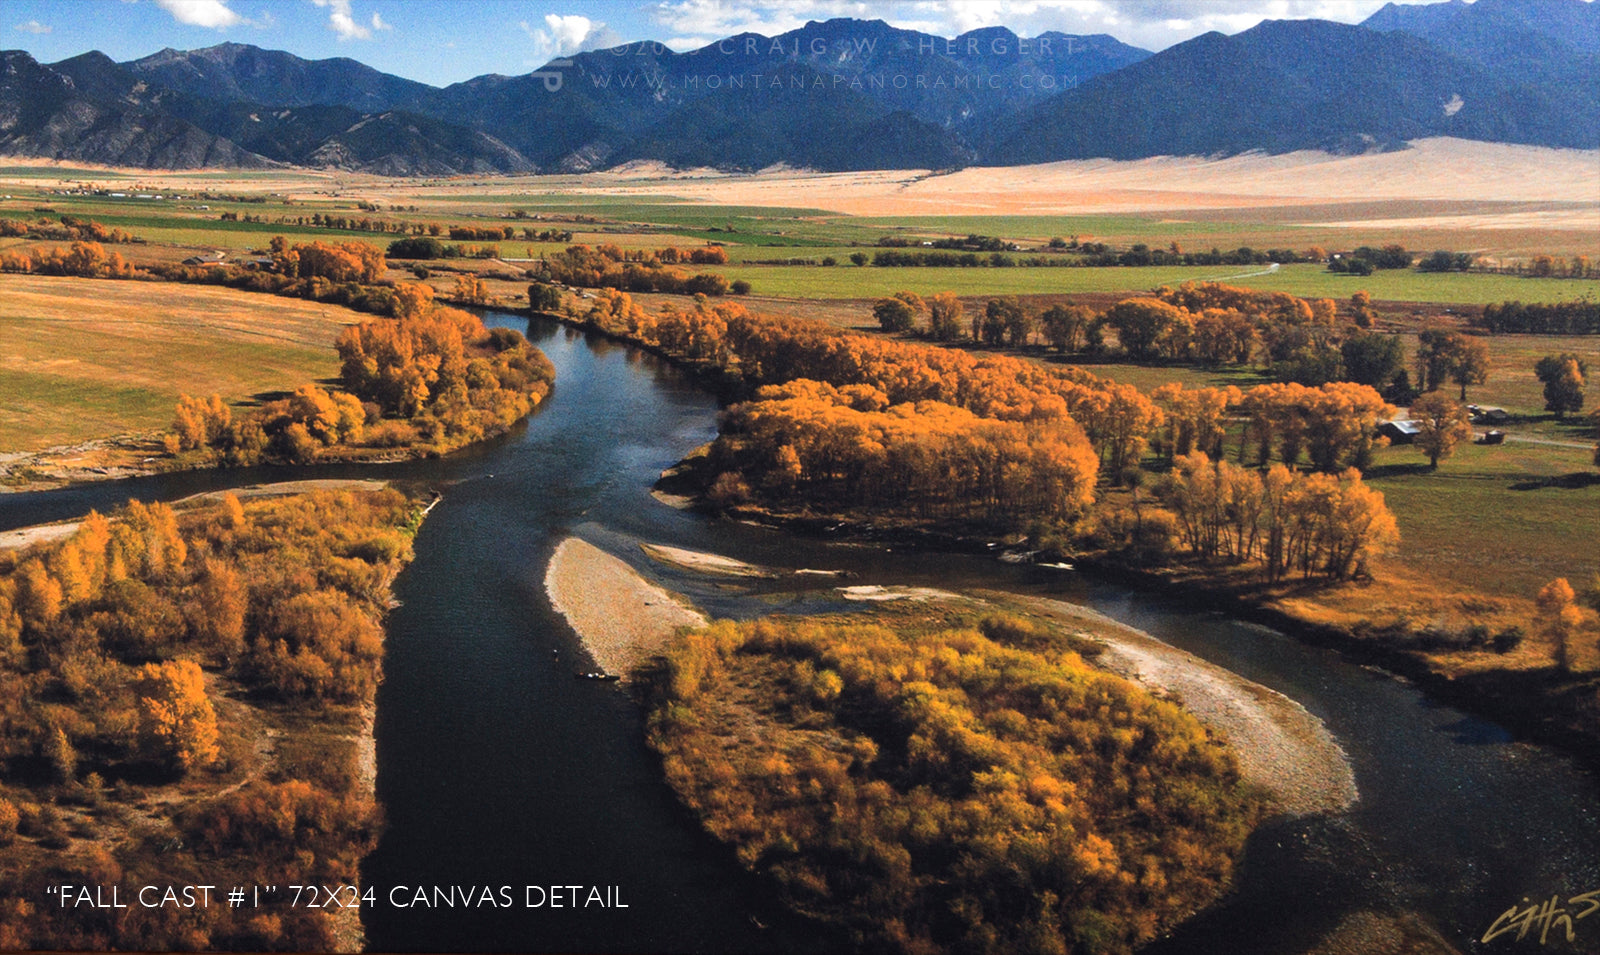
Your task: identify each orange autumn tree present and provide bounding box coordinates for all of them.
[1161,452,1398,580]
[136,659,220,774]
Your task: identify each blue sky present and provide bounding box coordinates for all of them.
[4,0,1495,86]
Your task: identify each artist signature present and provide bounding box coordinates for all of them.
[1482,890,1600,947]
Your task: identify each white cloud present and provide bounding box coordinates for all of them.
[312,0,387,40]
[154,0,243,29]
[519,13,625,58]
[13,20,52,34]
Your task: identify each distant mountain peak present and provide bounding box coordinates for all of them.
[1,10,1589,175]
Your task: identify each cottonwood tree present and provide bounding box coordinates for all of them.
[1040,304,1096,354]
[1535,354,1588,418]
[1416,329,1490,399]
[1536,578,1585,672]
[1410,392,1474,469]
[137,659,220,774]
[927,291,964,342]
[872,296,917,333]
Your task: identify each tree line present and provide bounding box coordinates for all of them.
[567,290,1404,576]
[0,215,137,244]
[533,243,738,296]
[227,211,571,245]
[1478,300,1600,335]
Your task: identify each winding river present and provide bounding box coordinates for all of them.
[2,311,1597,954]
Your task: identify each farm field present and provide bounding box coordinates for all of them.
[717,261,1600,303]
[1364,442,1600,599]
[0,274,354,451]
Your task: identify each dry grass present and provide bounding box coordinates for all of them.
[0,274,358,452]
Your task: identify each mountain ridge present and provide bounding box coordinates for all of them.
[0,0,1592,175]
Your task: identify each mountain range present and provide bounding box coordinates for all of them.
[0,0,1593,175]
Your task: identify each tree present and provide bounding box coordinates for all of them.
[891,290,925,315]
[872,297,917,333]
[136,660,220,773]
[393,281,436,319]
[980,298,1024,346]
[927,291,964,342]
[1536,578,1583,671]
[1534,354,1587,418]
[1040,304,1095,353]
[849,252,869,266]
[453,273,489,305]
[1340,332,1406,393]
[1409,392,1473,469]
[1446,335,1491,400]
[1103,298,1190,360]
[528,282,563,313]
[1350,291,1376,329]
[1416,329,1490,399]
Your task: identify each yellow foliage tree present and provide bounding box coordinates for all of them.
[136,659,220,773]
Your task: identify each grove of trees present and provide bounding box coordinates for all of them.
[1478,300,1600,335]
[172,284,554,464]
[534,243,732,296]
[1160,452,1399,581]
[0,489,414,950]
[645,613,1258,954]
[568,289,1403,575]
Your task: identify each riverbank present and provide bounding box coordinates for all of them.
[0,274,554,493]
[658,450,1600,781]
[993,593,1357,817]
[0,431,467,494]
[544,537,708,679]
[547,532,1356,819]
[0,479,397,551]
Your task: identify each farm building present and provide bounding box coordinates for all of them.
[1379,420,1422,445]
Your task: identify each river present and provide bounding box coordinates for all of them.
[2,311,1596,954]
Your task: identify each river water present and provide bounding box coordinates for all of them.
[2,311,1596,954]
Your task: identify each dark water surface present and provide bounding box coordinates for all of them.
[2,313,1595,953]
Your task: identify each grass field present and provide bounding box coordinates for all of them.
[1366,441,1600,598]
[0,274,355,451]
[719,261,1599,304]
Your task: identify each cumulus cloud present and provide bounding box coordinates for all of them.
[154,0,244,29]
[519,13,625,59]
[312,0,389,41]
[649,0,1399,51]
[13,20,52,34]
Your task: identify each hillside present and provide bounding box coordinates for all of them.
[989,18,1599,162]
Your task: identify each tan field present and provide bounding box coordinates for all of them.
[572,138,1600,214]
[6,136,1594,230]
[0,274,357,452]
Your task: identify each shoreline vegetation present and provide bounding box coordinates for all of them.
[0,243,555,492]
[544,290,1600,779]
[0,486,423,951]
[545,535,1354,952]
